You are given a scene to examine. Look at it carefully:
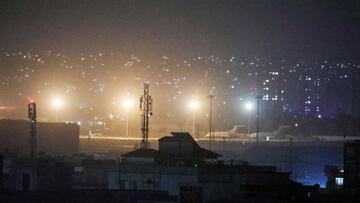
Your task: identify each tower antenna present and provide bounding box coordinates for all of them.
[140,84,152,148]
[28,99,37,158]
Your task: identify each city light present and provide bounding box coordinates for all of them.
[122,99,134,110]
[188,99,200,138]
[188,99,200,111]
[52,97,64,109]
[121,98,134,138]
[244,102,253,111]
[51,97,65,122]
[244,101,253,135]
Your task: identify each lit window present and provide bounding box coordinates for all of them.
[335,177,343,186]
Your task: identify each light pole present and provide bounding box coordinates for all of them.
[244,102,253,135]
[122,99,134,138]
[188,99,199,139]
[208,94,215,150]
[126,112,129,137]
[256,95,262,144]
[52,97,64,123]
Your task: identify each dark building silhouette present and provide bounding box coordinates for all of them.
[0,153,3,191]
[2,159,73,191]
[72,159,116,189]
[119,132,316,202]
[344,140,360,199]
[122,132,220,166]
[0,119,79,157]
[1,131,321,202]
[157,132,220,166]
[324,165,343,190]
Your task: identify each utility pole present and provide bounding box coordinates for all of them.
[289,137,294,176]
[125,111,129,137]
[88,133,91,153]
[28,99,37,158]
[140,84,153,149]
[248,110,251,135]
[208,94,215,150]
[256,95,262,144]
[193,110,196,139]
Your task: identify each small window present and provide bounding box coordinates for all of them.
[74,166,84,172]
[335,177,344,186]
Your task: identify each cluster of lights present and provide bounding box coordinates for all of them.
[3,51,360,123]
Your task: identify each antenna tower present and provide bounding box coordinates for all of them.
[28,99,37,158]
[140,84,152,148]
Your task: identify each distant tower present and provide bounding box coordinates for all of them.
[140,84,153,148]
[28,99,37,158]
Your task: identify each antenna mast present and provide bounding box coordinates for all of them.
[28,99,37,158]
[140,84,152,148]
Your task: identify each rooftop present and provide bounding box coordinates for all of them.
[122,148,158,158]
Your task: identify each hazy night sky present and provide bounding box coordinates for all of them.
[0,0,359,61]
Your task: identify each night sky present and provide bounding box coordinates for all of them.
[1,0,360,61]
[1,0,360,127]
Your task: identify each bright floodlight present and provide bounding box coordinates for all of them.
[52,97,64,109]
[122,99,134,110]
[244,102,253,111]
[188,99,200,111]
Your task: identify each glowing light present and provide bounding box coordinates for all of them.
[188,99,200,111]
[51,96,65,122]
[52,97,64,109]
[335,177,344,186]
[188,99,200,139]
[244,102,253,111]
[121,98,134,138]
[122,99,134,110]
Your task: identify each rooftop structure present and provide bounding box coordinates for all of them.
[122,132,220,166]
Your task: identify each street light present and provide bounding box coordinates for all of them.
[122,99,134,137]
[244,102,253,135]
[51,97,64,122]
[188,99,199,138]
[208,94,215,149]
[255,95,262,144]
